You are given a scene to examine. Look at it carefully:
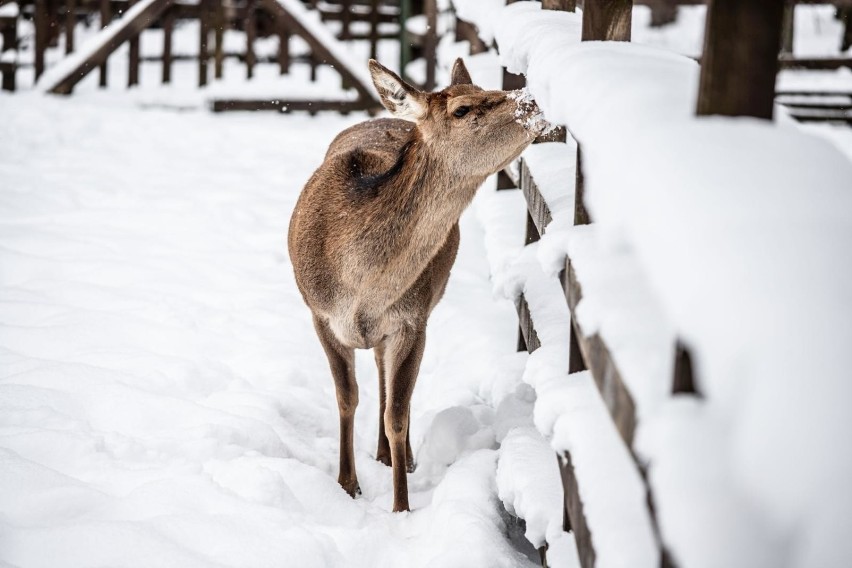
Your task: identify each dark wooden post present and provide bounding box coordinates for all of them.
[214,0,225,79]
[423,0,437,90]
[340,0,351,41]
[278,22,290,75]
[369,0,379,60]
[672,341,699,395]
[781,1,794,55]
[696,0,785,120]
[581,0,632,42]
[543,0,576,10]
[34,0,47,80]
[245,0,256,79]
[98,0,109,86]
[162,7,174,83]
[198,0,209,86]
[128,0,140,87]
[0,15,16,91]
[399,0,411,81]
[65,0,75,54]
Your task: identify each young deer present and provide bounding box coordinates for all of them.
[288,58,546,512]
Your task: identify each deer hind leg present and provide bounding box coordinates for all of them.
[312,315,360,497]
[383,326,426,512]
[375,343,416,472]
[374,343,392,467]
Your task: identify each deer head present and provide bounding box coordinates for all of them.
[368,58,548,179]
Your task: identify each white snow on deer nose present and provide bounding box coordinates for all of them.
[508,88,556,135]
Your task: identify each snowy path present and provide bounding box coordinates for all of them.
[0,95,538,568]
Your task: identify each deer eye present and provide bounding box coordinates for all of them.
[453,106,471,118]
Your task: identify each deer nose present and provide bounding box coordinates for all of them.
[507,88,551,135]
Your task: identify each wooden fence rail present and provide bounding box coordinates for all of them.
[465,0,794,565]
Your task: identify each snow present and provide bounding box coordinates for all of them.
[472,185,660,568]
[0,92,542,568]
[496,426,563,549]
[451,0,504,44]
[0,2,19,18]
[489,2,852,567]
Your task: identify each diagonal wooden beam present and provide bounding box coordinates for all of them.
[257,0,380,105]
[40,0,174,95]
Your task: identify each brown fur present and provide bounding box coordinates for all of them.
[288,59,543,512]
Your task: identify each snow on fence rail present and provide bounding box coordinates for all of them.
[454,1,852,567]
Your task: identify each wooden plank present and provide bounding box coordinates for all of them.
[544,0,577,9]
[423,0,437,90]
[519,157,553,237]
[277,26,290,74]
[696,0,785,120]
[516,293,542,353]
[245,0,256,79]
[564,260,638,445]
[582,0,633,42]
[0,60,15,91]
[213,0,224,79]
[454,17,488,55]
[35,0,47,79]
[368,0,379,59]
[128,0,139,86]
[65,0,76,54]
[672,341,699,395]
[257,0,379,103]
[44,0,175,94]
[574,145,590,226]
[209,98,377,112]
[161,5,172,83]
[778,56,852,70]
[558,452,595,568]
[98,0,108,86]
[198,0,208,85]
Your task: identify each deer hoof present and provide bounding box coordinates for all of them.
[376,451,392,467]
[339,477,361,498]
[406,456,416,473]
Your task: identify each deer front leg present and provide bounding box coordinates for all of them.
[313,316,360,498]
[384,326,426,512]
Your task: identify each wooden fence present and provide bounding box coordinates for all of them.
[453,0,843,566]
[0,0,440,109]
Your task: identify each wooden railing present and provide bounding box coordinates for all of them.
[1,0,440,110]
[448,0,822,566]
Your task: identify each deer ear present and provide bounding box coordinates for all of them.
[450,58,473,86]
[369,60,428,122]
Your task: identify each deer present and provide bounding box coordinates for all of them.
[288,58,547,512]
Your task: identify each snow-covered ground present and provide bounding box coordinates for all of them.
[0,90,560,567]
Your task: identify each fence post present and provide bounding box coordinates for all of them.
[369,0,379,60]
[423,0,437,90]
[696,0,785,120]
[198,0,210,86]
[98,0,109,86]
[781,1,794,55]
[34,0,47,80]
[128,0,140,87]
[245,0,256,80]
[65,0,75,54]
[582,0,632,42]
[162,7,174,83]
[215,0,225,79]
